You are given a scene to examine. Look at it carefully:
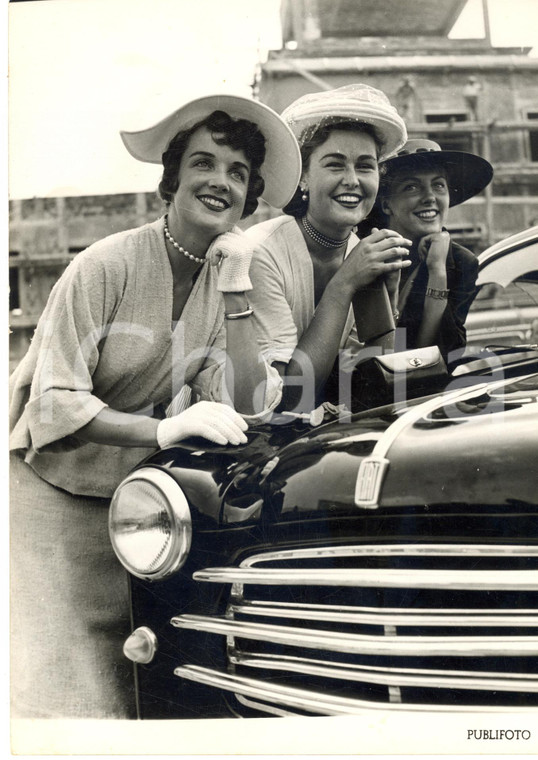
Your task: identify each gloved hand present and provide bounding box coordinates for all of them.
[207,230,253,292]
[157,401,248,448]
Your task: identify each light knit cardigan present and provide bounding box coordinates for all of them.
[10,218,281,497]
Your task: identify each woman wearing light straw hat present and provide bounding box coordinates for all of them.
[9,93,300,717]
[246,84,412,413]
[364,138,493,358]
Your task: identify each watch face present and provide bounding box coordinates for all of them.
[426,287,449,299]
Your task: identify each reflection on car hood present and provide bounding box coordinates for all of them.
[264,375,538,516]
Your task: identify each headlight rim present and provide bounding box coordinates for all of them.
[109,466,192,581]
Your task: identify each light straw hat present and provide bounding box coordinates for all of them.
[120,94,302,209]
[281,83,407,161]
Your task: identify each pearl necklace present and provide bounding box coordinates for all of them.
[301,216,350,249]
[164,216,206,265]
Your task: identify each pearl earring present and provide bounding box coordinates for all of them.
[301,188,309,202]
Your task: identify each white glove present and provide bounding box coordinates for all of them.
[207,230,253,292]
[156,401,248,448]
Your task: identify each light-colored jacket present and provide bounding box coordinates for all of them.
[10,217,280,497]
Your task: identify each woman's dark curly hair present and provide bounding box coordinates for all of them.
[158,110,266,219]
[283,119,383,218]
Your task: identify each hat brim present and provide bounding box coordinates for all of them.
[120,94,302,209]
[282,102,407,162]
[381,150,493,206]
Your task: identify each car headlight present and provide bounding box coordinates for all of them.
[109,467,192,580]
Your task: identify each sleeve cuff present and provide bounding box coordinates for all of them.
[24,390,107,452]
[205,360,283,425]
[260,345,294,366]
[239,363,283,425]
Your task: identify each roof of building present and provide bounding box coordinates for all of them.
[263,53,538,74]
[281,0,468,42]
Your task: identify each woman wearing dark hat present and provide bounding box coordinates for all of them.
[246,84,412,413]
[372,138,493,358]
[9,93,301,717]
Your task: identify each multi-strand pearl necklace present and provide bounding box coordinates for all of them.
[163,215,206,265]
[301,216,350,249]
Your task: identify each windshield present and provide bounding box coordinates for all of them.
[465,252,538,346]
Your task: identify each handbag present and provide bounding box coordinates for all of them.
[350,345,448,411]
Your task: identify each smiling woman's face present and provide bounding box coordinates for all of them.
[381,167,450,242]
[170,125,251,239]
[302,129,379,239]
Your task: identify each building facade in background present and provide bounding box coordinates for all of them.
[257,0,538,245]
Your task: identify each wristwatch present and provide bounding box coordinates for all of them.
[425,287,450,299]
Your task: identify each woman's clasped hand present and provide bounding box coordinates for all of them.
[416,230,450,268]
[341,227,412,293]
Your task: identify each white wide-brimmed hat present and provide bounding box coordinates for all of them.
[281,83,407,162]
[120,94,302,209]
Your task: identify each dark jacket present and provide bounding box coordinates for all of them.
[397,238,479,360]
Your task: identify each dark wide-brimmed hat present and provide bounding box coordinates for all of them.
[380,138,493,206]
[120,94,302,209]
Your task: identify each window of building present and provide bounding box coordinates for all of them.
[9,251,20,311]
[527,111,538,162]
[425,113,473,152]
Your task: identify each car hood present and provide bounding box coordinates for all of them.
[148,375,538,526]
[261,374,538,517]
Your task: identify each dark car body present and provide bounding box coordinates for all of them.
[109,227,538,719]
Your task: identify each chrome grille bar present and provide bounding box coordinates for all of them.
[178,541,538,713]
[230,651,538,693]
[193,566,538,591]
[239,544,538,567]
[234,694,300,717]
[171,614,538,657]
[173,664,538,715]
[230,600,538,627]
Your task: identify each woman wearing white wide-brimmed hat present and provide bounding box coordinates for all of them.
[9,93,300,717]
[246,84,412,413]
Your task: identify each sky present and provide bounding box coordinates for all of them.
[7,0,538,200]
